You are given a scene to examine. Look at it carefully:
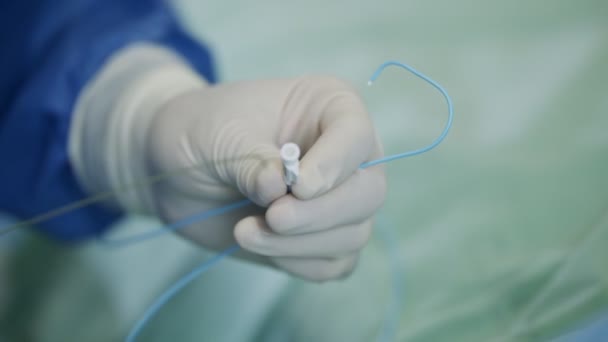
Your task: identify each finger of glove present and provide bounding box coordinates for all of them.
[271,254,359,282]
[218,139,287,207]
[235,216,373,258]
[290,82,375,200]
[266,165,385,235]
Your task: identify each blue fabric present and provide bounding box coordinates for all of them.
[553,313,608,342]
[0,0,216,241]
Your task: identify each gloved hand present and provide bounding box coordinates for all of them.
[148,76,386,281]
[70,44,386,281]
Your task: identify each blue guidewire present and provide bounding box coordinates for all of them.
[375,213,406,342]
[99,199,252,248]
[125,60,454,342]
[125,245,240,342]
[103,60,453,248]
[362,61,453,168]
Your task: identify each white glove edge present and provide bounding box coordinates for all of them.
[69,43,208,215]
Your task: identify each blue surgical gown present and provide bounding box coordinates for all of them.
[0,0,216,241]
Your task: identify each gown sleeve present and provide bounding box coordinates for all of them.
[0,0,216,241]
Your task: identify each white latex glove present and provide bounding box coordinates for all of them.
[70,44,386,281]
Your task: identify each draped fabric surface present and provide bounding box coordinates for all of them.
[0,0,606,341]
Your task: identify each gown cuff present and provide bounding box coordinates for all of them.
[69,43,208,215]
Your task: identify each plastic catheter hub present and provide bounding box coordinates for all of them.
[280,143,300,186]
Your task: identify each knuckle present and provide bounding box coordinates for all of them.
[292,165,331,200]
[266,199,298,233]
[234,146,285,206]
[234,221,261,247]
[233,226,250,246]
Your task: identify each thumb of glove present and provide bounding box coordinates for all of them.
[210,127,287,207]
